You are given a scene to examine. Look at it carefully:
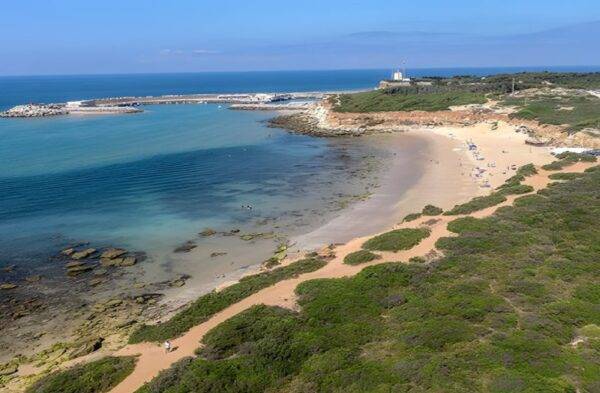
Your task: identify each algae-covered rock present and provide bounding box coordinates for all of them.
[118,257,137,267]
[100,248,126,259]
[199,228,217,237]
[71,248,96,260]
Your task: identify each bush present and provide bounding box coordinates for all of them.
[447,216,492,234]
[403,212,422,222]
[497,184,534,196]
[129,258,327,343]
[444,193,507,215]
[135,357,194,393]
[363,228,430,252]
[548,172,586,180]
[422,204,443,216]
[343,250,381,265]
[542,153,597,171]
[27,357,136,393]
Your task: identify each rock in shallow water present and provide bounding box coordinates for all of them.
[71,248,96,260]
[100,248,127,259]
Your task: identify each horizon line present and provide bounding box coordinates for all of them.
[1,64,600,78]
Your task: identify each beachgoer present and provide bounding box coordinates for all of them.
[164,340,171,353]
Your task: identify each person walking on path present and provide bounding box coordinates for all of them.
[164,340,171,354]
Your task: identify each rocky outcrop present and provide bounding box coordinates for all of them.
[71,248,96,260]
[0,104,68,118]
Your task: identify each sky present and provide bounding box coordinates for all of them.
[2,0,600,75]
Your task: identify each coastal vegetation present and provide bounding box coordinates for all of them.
[333,90,487,113]
[444,193,507,215]
[403,212,422,222]
[421,204,443,216]
[26,356,136,393]
[128,167,600,392]
[362,228,430,252]
[343,250,381,265]
[503,93,600,133]
[542,152,597,171]
[128,257,326,344]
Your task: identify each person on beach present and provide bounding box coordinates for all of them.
[164,340,171,354]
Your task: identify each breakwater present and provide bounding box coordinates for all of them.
[0,92,328,118]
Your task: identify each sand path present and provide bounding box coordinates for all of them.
[108,161,593,393]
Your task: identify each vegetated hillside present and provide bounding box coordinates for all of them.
[333,90,487,113]
[333,72,600,114]
[136,166,600,393]
[503,93,600,133]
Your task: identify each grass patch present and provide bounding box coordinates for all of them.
[343,250,381,265]
[444,193,507,215]
[363,228,430,252]
[422,204,443,216]
[333,90,487,113]
[128,258,327,344]
[26,357,136,393]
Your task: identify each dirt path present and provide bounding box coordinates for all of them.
[109,162,593,393]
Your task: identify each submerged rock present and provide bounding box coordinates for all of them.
[65,261,85,268]
[61,248,75,256]
[100,248,127,259]
[199,228,217,237]
[119,256,137,267]
[67,264,94,276]
[71,248,96,260]
[174,241,197,253]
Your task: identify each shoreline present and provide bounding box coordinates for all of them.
[1,104,557,389]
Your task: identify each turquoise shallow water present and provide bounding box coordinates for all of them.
[0,103,375,275]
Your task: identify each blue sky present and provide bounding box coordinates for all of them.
[2,0,600,75]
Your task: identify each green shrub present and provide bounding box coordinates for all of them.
[542,153,597,171]
[403,212,422,222]
[129,258,326,343]
[422,204,443,216]
[363,228,430,252]
[27,357,136,393]
[548,172,586,180]
[343,250,381,265]
[497,184,534,196]
[444,193,507,215]
[135,357,193,393]
[447,216,492,234]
